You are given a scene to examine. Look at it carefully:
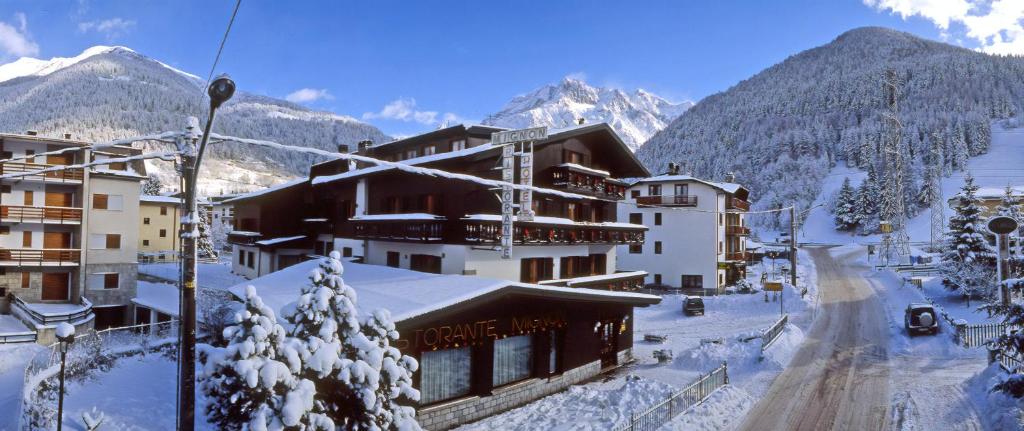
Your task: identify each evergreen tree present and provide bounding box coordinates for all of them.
[981,278,1024,397]
[201,286,332,430]
[941,173,997,303]
[197,205,219,259]
[287,252,422,430]
[996,184,1023,222]
[833,177,859,231]
[142,175,163,195]
[855,165,880,234]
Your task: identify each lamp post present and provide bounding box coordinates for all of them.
[55,322,76,431]
[178,74,235,431]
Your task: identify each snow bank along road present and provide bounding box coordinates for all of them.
[739,247,892,430]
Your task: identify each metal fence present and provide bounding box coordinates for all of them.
[956,322,1010,348]
[19,320,178,430]
[612,362,729,431]
[0,331,36,344]
[761,314,789,352]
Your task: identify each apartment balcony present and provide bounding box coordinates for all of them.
[0,248,81,266]
[0,205,83,224]
[550,165,627,199]
[12,295,93,325]
[727,197,750,212]
[463,216,645,246]
[352,217,445,242]
[725,224,751,236]
[635,194,698,207]
[724,251,750,262]
[0,162,84,184]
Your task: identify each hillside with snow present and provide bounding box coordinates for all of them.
[482,77,691,151]
[0,46,389,195]
[638,27,1024,229]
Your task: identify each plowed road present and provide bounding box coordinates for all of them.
[738,247,984,431]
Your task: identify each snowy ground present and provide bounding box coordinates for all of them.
[800,123,1024,245]
[0,343,44,431]
[138,255,246,291]
[917,275,999,325]
[0,314,31,334]
[458,252,819,430]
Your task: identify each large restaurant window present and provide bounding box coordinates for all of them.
[520,258,553,283]
[420,347,473,404]
[493,334,533,387]
[681,275,703,289]
[548,330,561,375]
[410,254,442,274]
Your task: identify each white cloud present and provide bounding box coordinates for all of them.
[78,17,136,39]
[0,12,39,58]
[285,88,334,104]
[864,0,1024,55]
[362,98,465,126]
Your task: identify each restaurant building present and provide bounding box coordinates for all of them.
[232,258,660,430]
[226,123,650,291]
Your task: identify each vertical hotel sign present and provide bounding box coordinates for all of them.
[492,126,548,259]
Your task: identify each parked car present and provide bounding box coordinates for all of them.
[683,296,705,316]
[904,303,939,336]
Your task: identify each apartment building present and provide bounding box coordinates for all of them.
[0,132,143,343]
[616,166,751,294]
[138,195,181,262]
[227,123,650,291]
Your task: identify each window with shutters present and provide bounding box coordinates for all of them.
[143,239,149,246]
[629,213,642,224]
[160,206,168,216]
[106,234,121,249]
[159,229,167,238]
[21,272,30,288]
[93,194,108,210]
[23,191,33,206]
[655,213,662,226]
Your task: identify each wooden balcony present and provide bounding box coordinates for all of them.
[724,251,750,262]
[727,197,750,211]
[635,194,698,207]
[725,224,751,236]
[0,162,84,183]
[0,248,81,266]
[353,220,445,242]
[550,166,626,199]
[0,205,82,224]
[464,219,645,246]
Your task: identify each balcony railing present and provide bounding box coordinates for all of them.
[635,195,698,207]
[0,162,84,183]
[0,205,82,224]
[0,248,81,266]
[724,251,750,262]
[550,166,626,199]
[725,225,751,236]
[727,197,750,211]
[13,295,93,325]
[227,231,261,246]
[353,220,445,242]
[464,220,645,245]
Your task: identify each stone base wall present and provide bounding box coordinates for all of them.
[417,348,633,430]
[83,263,138,307]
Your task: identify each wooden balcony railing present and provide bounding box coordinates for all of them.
[353,220,445,242]
[725,225,751,236]
[0,248,81,266]
[0,205,82,224]
[727,197,750,211]
[550,166,626,199]
[635,195,698,207]
[464,220,645,245]
[724,251,750,262]
[0,162,84,182]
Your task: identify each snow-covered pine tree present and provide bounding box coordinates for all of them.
[996,184,1023,223]
[941,173,997,303]
[833,177,859,231]
[288,252,422,430]
[981,278,1024,396]
[142,175,163,195]
[201,286,333,430]
[855,165,880,234]
[197,205,219,259]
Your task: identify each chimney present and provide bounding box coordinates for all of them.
[336,143,349,153]
[577,117,586,125]
[63,133,72,140]
[667,162,680,175]
[725,172,736,183]
[25,130,37,136]
[357,139,374,152]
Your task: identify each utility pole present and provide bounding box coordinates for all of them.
[789,206,797,289]
[879,69,911,265]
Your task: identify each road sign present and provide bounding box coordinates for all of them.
[764,281,783,292]
[988,216,1019,235]
[491,126,548,146]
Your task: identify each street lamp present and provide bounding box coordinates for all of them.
[55,322,76,431]
[178,74,235,431]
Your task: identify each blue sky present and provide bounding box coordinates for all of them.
[0,1,1017,136]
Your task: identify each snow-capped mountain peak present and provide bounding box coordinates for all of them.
[482,76,692,151]
[0,45,199,84]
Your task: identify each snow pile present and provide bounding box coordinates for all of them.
[662,385,756,431]
[54,322,75,339]
[457,375,675,430]
[966,364,1024,431]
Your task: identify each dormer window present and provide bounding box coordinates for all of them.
[452,140,466,151]
[564,150,584,165]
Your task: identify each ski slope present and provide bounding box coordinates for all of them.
[800,124,1024,244]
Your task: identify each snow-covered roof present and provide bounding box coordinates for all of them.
[351,213,446,221]
[539,271,648,286]
[557,163,610,177]
[140,195,182,204]
[132,282,180,318]
[91,168,148,180]
[462,213,646,229]
[631,174,745,195]
[255,235,306,247]
[311,143,497,186]
[223,178,307,204]
[229,259,660,325]
[975,186,1024,200]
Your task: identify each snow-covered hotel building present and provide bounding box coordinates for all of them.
[0,132,144,344]
[227,123,651,291]
[616,166,751,294]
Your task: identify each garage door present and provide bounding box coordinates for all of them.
[41,272,70,301]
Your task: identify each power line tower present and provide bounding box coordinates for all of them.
[879,69,911,265]
[928,147,944,253]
